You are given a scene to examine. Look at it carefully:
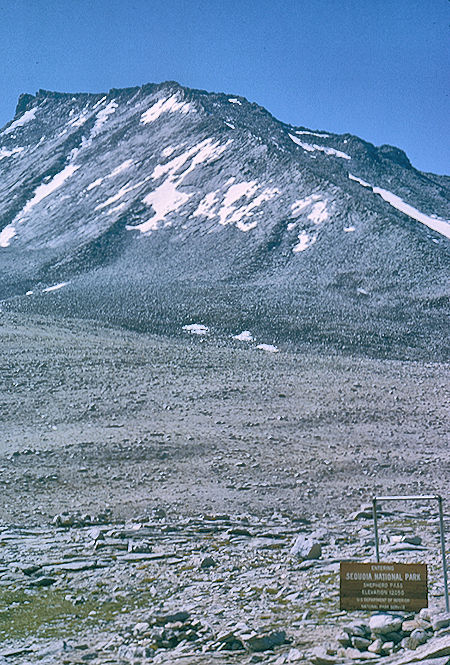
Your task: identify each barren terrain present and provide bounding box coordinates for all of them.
[1,312,448,525]
[0,313,449,664]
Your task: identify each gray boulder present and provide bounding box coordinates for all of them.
[290,534,322,560]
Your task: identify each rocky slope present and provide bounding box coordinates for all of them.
[0,82,449,358]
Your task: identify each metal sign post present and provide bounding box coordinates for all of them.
[372,495,449,612]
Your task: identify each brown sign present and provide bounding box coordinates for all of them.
[340,562,428,612]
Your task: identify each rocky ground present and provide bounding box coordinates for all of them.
[0,312,449,664]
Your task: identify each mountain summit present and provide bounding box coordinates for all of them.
[0,82,448,358]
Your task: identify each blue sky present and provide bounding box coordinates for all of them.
[0,0,448,174]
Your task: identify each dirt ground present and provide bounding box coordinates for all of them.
[1,312,448,527]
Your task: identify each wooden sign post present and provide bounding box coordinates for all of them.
[340,562,428,612]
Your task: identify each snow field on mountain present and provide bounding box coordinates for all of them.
[349,173,450,239]
[22,165,80,214]
[0,163,80,247]
[140,94,193,124]
[91,100,118,136]
[0,147,24,160]
[68,107,89,128]
[136,179,191,232]
[296,130,331,138]
[2,108,37,135]
[77,99,118,150]
[183,325,279,352]
[182,323,209,335]
[86,161,135,197]
[219,181,280,231]
[291,195,329,225]
[0,226,16,248]
[126,138,229,235]
[86,178,103,191]
[289,195,330,252]
[288,133,351,159]
[92,96,107,109]
[42,282,69,293]
[95,180,145,211]
[193,178,280,232]
[25,282,71,296]
[109,160,134,177]
[233,330,254,342]
[293,230,317,253]
[193,191,220,220]
[256,343,279,352]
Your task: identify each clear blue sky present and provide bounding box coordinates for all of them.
[0,0,448,174]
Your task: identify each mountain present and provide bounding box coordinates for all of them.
[0,81,448,359]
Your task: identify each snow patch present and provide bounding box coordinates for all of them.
[256,344,279,353]
[95,180,143,211]
[108,202,127,215]
[318,145,351,160]
[193,191,220,220]
[291,195,320,215]
[68,111,88,128]
[162,146,175,157]
[87,178,104,191]
[182,324,208,335]
[194,180,279,232]
[289,134,315,151]
[136,179,190,228]
[3,108,37,135]
[2,164,82,239]
[228,98,242,105]
[218,181,258,224]
[219,182,279,229]
[293,231,317,253]
[91,100,118,137]
[42,282,69,293]
[233,330,253,342]
[289,134,350,159]
[108,160,133,178]
[21,164,80,216]
[344,226,356,232]
[296,130,331,138]
[348,173,371,188]
[92,96,107,110]
[308,201,329,225]
[0,225,17,247]
[127,139,230,235]
[292,195,328,224]
[348,173,450,240]
[0,146,25,161]
[225,122,235,129]
[141,95,193,124]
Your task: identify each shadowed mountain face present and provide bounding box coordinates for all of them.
[0,81,448,359]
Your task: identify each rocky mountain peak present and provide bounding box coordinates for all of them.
[0,82,448,359]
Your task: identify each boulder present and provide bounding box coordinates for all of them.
[369,613,403,634]
[352,636,371,650]
[199,556,216,569]
[290,534,322,560]
[402,618,431,633]
[389,634,450,663]
[343,622,370,638]
[432,613,450,632]
[309,647,339,665]
[245,630,288,652]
